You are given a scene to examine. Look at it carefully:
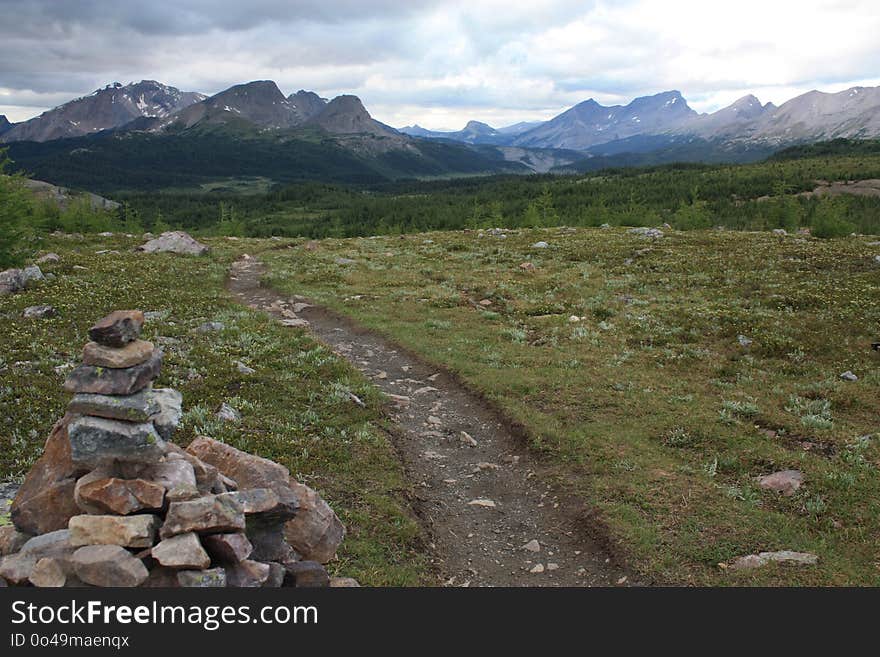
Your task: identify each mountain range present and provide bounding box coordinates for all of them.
[3,78,880,190]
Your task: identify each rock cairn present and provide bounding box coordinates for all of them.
[0,311,350,588]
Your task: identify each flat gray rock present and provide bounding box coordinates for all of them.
[68,416,167,468]
[68,389,161,422]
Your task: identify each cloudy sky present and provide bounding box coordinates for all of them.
[1,0,879,130]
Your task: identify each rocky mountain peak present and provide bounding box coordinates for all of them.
[0,115,12,136]
[288,90,327,120]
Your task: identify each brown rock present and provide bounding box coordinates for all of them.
[177,568,226,587]
[138,457,197,491]
[202,533,253,563]
[329,577,361,587]
[88,310,144,347]
[283,560,330,587]
[0,526,30,556]
[219,488,297,521]
[165,445,225,494]
[30,558,67,587]
[63,350,162,396]
[186,436,290,491]
[0,553,37,584]
[151,533,210,569]
[160,494,245,539]
[75,475,165,515]
[284,481,345,564]
[225,560,270,587]
[72,545,149,587]
[82,340,154,368]
[11,414,83,535]
[69,514,160,548]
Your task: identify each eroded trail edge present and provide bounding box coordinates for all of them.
[228,256,631,587]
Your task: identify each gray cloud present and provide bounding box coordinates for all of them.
[1,0,879,127]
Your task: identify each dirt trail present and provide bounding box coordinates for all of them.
[228,256,632,587]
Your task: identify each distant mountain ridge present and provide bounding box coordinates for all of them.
[1,81,205,143]
[400,85,880,153]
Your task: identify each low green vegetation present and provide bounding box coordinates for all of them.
[0,235,429,585]
[261,227,880,585]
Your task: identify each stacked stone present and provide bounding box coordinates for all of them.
[0,311,351,588]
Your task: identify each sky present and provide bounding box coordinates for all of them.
[1,0,879,130]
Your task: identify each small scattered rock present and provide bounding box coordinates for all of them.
[23,305,56,319]
[459,431,477,447]
[840,370,858,382]
[532,241,549,249]
[519,262,536,272]
[467,498,497,508]
[195,321,225,333]
[628,227,664,239]
[335,257,356,265]
[757,470,804,496]
[36,253,60,264]
[731,550,819,570]
[522,539,541,553]
[235,360,256,375]
[737,335,753,347]
[216,403,241,422]
[530,563,545,573]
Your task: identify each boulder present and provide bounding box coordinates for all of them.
[284,481,345,564]
[150,388,183,441]
[69,514,160,548]
[160,494,245,538]
[264,562,286,588]
[202,533,253,564]
[216,403,241,422]
[63,349,162,395]
[177,568,226,587]
[21,265,45,285]
[29,557,67,587]
[139,231,209,256]
[225,560,270,587]
[72,545,149,587]
[68,416,167,469]
[35,253,60,264]
[283,560,330,587]
[82,340,154,368]
[185,436,289,493]
[0,526,30,556]
[11,414,83,535]
[88,310,145,347]
[151,533,210,569]
[68,389,161,423]
[74,474,165,515]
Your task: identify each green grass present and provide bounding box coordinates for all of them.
[0,234,429,585]
[260,226,880,586]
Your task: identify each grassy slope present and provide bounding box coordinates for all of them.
[262,228,880,585]
[0,235,429,585]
